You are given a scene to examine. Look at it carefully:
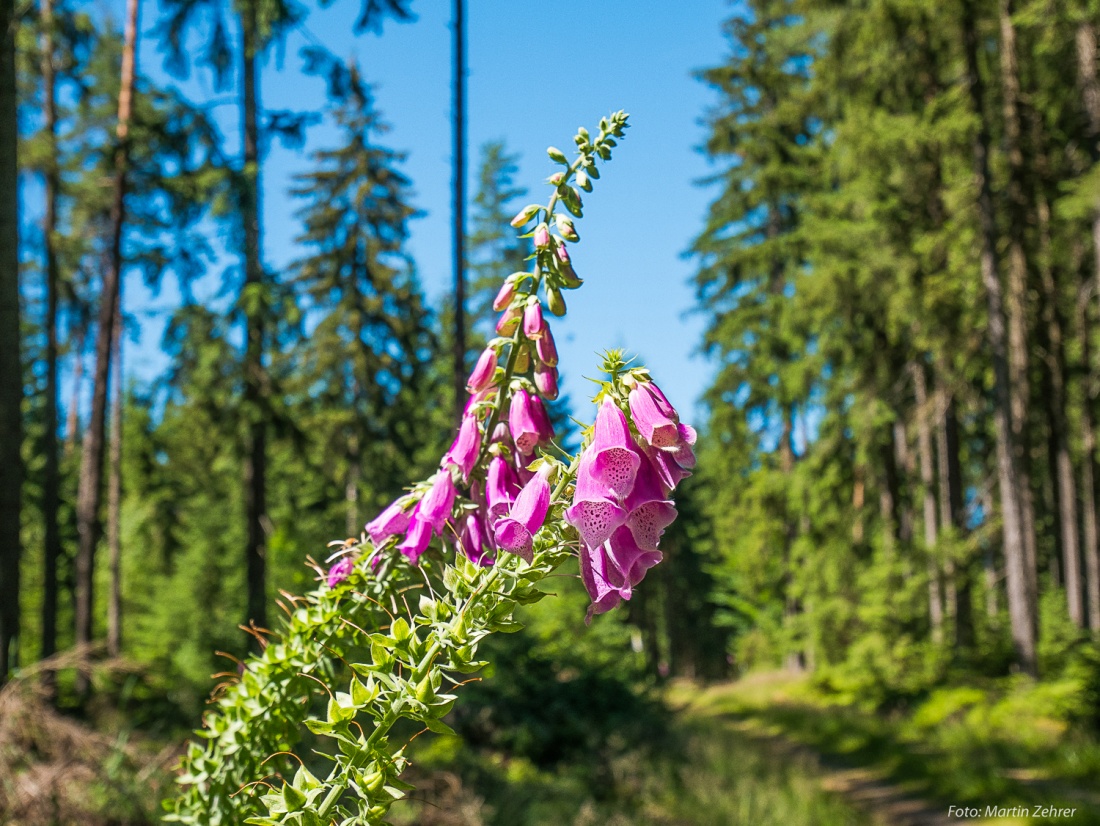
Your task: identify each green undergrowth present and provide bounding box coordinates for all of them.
[679,670,1100,825]
[386,581,869,826]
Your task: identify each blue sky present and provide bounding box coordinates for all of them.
[124,0,735,422]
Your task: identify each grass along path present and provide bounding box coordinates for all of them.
[672,672,1100,826]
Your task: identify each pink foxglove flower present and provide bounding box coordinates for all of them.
[535,326,558,367]
[327,556,355,587]
[487,455,520,524]
[523,302,545,339]
[509,388,553,455]
[535,363,559,400]
[467,347,498,393]
[444,414,480,480]
[496,306,521,335]
[398,511,432,564]
[579,526,663,621]
[366,499,410,546]
[533,223,550,248]
[493,466,552,562]
[420,470,457,533]
[622,457,677,550]
[629,382,681,448]
[458,512,494,567]
[493,279,516,311]
[582,400,640,500]
[565,450,628,548]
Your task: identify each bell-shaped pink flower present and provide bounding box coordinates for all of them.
[493,466,552,563]
[585,400,641,500]
[646,444,692,493]
[509,388,553,455]
[629,382,680,448]
[398,511,432,564]
[579,526,662,622]
[327,556,355,587]
[366,499,410,546]
[535,326,558,367]
[419,470,457,533]
[535,363,559,400]
[523,302,545,339]
[467,347,498,393]
[458,512,494,567]
[565,450,628,549]
[493,280,516,312]
[443,414,481,480]
[487,455,520,523]
[622,458,678,551]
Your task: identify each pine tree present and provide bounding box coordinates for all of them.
[467,141,531,337]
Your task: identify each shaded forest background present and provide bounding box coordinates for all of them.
[4,0,1100,821]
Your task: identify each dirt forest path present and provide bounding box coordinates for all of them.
[669,676,1086,826]
[718,716,984,826]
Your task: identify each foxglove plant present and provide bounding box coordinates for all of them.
[165,111,696,826]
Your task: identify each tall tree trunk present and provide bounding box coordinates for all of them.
[937,383,973,647]
[998,0,1039,614]
[451,0,467,420]
[1074,16,1100,636]
[65,324,85,453]
[40,0,63,670]
[74,0,139,692]
[913,364,944,642]
[1075,21,1100,333]
[1037,191,1083,626]
[107,294,123,656]
[961,0,1037,674]
[0,0,21,684]
[241,0,267,634]
[1077,272,1100,634]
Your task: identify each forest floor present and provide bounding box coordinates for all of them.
[673,672,1100,826]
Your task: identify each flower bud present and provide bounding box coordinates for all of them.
[496,306,521,335]
[555,214,579,242]
[523,301,545,339]
[510,204,540,228]
[515,343,531,373]
[534,223,551,248]
[492,280,516,312]
[576,169,592,192]
[555,243,571,265]
[548,172,564,185]
[467,346,498,393]
[535,364,559,400]
[535,326,558,367]
[547,146,568,164]
[547,287,567,317]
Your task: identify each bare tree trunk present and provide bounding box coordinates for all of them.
[0,0,21,684]
[1075,21,1100,333]
[74,0,139,693]
[107,294,123,657]
[65,324,85,453]
[998,0,1039,616]
[40,0,63,672]
[961,0,1037,674]
[452,0,467,421]
[937,384,974,647]
[1077,274,1100,634]
[913,364,944,642]
[1037,191,1083,625]
[1075,17,1100,637]
[241,0,267,634]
